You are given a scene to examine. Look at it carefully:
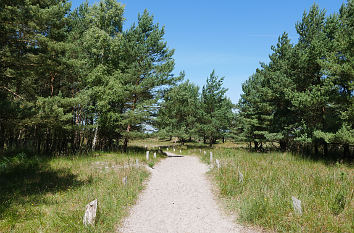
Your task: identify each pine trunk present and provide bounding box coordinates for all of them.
[280,139,287,151]
[123,124,131,153]
[314,142,319,155]
[343,144,350,158]
[323,142,328,157]
[254,141,259,151]
[123,137,128,152]
[92,127,98,151]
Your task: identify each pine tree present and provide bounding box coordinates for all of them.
[318,0,354,157]
[0,0,73,152]
[156,80,201,143]
[120,10,181,151]
[237,71,274,150]
[200,71,234,147]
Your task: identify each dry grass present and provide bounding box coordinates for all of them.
[190,147,354,232]
[0,149,163,232]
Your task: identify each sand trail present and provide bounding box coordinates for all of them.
[119,152,257,233]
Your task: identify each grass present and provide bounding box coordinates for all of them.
[0,148,163,232]
[188,146,353,232]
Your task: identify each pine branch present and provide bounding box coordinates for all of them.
[0,86,24,100]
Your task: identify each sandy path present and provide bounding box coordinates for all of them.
[118,152,255,233]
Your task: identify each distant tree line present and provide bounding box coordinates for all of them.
[0,0,182,154]
[236,2,353,158]
[156,71,234,147]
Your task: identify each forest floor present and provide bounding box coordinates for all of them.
[118,151,258,233]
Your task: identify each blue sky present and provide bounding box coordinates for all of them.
[71,0,345,104]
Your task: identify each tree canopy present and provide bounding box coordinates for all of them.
[0,0,352,159]
[237,2,353,158]
[0,0,181,154]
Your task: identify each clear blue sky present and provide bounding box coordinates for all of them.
[71,0,345,104]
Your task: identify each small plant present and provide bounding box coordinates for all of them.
[240,196,269,222]
[148,161,155,168]
[330,188,347,215]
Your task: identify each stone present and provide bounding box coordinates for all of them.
[146,151,149,160]
[153,152,156,158]
[179,149,182,153]
[291,196,302,215]
[122,176,127,185]
[173,148,176,152]
[238,170,244,183]
[203,151,206,155]
[167,147,169,151]
[210,152,213,163]
[215,159,220,169]
[199,149,202,153]
[136,159,139,166]
[83,199,98,226]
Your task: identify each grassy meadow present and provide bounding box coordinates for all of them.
[0,148,163,232]
[187,146,353,233]
[1,138,352,233]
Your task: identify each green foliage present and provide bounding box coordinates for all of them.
[237,2,353,157]
[119,10,182,150]
[156,71,234,145]
[148,160,155,168]
[156,80,201,142]
[0,151,150,232]
[196,147,353,232]
[200,71,234,146]
[0,0,180,154]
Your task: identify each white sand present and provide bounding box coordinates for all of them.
[118,152,257,233]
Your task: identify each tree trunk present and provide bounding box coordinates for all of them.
[254,141,259,151]
[123,137,128,152]
[222,136,225,143]
[280,139,287,151]
[203,135,206,144]
[37,138,41,154]
[45,129,50,154]
[323,142,328,157]
[92,127,98,151]
[314,142,319,155]
[0,124,4,151]
[343,144,350,158]
[123,124,131,153]
[209,137,213,147]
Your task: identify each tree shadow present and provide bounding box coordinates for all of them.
[185,144,210,150]
[292,149,353,166]
[0,156,90,221]
[119,146,147,154]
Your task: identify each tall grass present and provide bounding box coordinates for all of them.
[195,148,353,232]
[0,149,162,232]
